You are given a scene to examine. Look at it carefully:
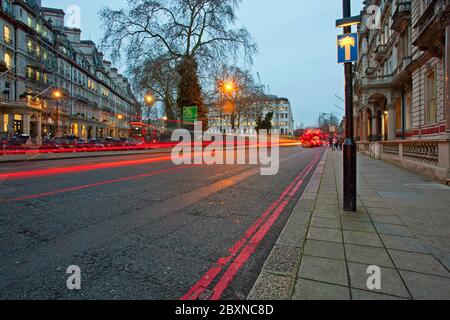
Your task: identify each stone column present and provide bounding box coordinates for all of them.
[362,107,368,141]
[77,122,82,138]
[23,113,30,136]
[36,115,42,145]
[0,112,4,133]
[7,112,14,137]
[388,105,396,141]
[372,113,378,141]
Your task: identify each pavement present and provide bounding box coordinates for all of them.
[248,150,450,300]
[0,146,324,299]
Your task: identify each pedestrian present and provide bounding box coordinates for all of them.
[332,136,337,152]
[339,137,344,151]
[334,137,339,151]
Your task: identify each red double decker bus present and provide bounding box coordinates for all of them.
[130,122,160,144]
[300,129,324,148]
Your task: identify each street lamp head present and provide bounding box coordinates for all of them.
[117,114,124,120]
[145,94,154,105]
[52,89,62,99]
[223,80,236,94]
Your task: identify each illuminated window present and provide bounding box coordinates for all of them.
[4,52,12,68]
[3,114,8,132]
[27,40,33,53]
[27,15,33,28]
[3,26,11,44]
[26,67,33,79]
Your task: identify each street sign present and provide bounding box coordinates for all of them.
[337,33,358,64]
[183,106,198,124]
[330,125,336,133]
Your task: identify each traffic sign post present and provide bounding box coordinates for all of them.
[337,33,358,64]
[336,0,359,212]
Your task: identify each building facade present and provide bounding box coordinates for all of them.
[354,0,450,182]
[0,0,139,144]
[208,95,295,136]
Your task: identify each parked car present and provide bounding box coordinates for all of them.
[88,138,105,150]
[74,138,91,151]
[39,138,63,153]
[101,137,115,148]
[60,135,78,151]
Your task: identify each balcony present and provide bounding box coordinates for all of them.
[392,56,413,87]
[413,0,447,57]
[391,1,412,32]
[360,75,393,88]
[374,44,388,62]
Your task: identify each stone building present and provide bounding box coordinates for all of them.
[354,0,450,183]
[208,95,295,136]
[0,0,139,144]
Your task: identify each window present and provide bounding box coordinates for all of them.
[27,15,33,28]
[3,26,11,44]
[395,99,402,130]
[3,114,8,132]
[425,70,437,124]
[4,0,12,14]
[4,51,12,68]
[27,40,33,53]
[26,67,33,79]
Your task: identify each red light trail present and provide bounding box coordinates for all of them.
[180,154,320,300]
[1,165,196,203]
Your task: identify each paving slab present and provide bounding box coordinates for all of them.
[292,279,350,300]
[303,240,345,261]
[249,151,450,300]
[297,255,348,286]
[400,270,450,300]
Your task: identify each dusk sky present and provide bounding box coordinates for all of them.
[42,0,363,127]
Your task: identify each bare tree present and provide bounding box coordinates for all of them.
[212,65,267,131]
[131,54,179,121]
[99,0,257,129]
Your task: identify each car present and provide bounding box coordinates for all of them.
[39,138,63,153]
[60,135,78,151]
[88,138,105,150]
[74,138,91,151]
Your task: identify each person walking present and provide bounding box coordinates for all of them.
[332,136,337,152]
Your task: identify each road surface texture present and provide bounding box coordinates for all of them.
[0,146,324,299]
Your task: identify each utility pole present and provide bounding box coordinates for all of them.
[337,0,358,212]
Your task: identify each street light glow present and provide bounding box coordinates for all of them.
[222,80,236,94]
[145,94,154,105]
[52,89,62,99]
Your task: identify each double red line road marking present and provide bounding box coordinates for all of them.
[180,154,321,300]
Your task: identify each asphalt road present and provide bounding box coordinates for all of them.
[0,146,324,300]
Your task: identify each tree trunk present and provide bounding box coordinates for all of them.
[176,56,208,130]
